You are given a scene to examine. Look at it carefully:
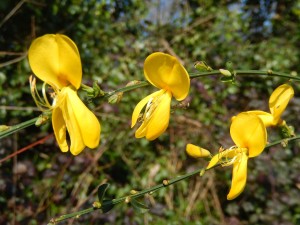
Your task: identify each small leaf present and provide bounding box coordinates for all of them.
[101,199,114,213]
[225,61,234,71]
[220,75,235,84]
[97,183,110,202]
[131,199,149,214]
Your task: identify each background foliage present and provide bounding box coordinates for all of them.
[1,0,300,224]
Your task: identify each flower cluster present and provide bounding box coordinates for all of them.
[28,34,295,201]
[186,84,294,200]
[28,35,190,154]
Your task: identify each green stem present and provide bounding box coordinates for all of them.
[266,135,300,148]
[101,69,300,98]
[189,69,300,81]
[3,69,298,139]
[48,167,205,224]
[48,134,300,224]
[0,117,38,139]
[104,81,149,98]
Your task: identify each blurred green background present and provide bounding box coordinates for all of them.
[1,0,300,224]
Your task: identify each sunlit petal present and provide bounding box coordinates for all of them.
[135,91,172,140]
[52,107,68,152]
[144,52,190,100]
[269,84,294,124]
[230,112,267,158]
[186,144,211,158]
[28,34,82,89]
[145,91,172,140]
[64,87,101,153]
[246,110,274,127]
[60,91,85,155]
[206,149,230,169]
[131,90,163,128]
[227,153,248,200]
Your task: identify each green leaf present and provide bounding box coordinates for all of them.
[220,76,235,84]
[131,199,149,214]
[101,199,114,213]
[97,183,110,202]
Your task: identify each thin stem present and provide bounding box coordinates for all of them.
[0,117,38,139]
[104,81,149,98]
[48,134,300,224]
[266,135,300,148]
[3,69,298,139]
[49,167,206,224]
[102,69,300,98]
[189,69,300,81]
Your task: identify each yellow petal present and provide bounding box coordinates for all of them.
[59,90,85,155]
[247,110,274,127]
[135,91,172,140]
[52,106,68,152]
[227,153,248,200]
[144,52,190,100]
[131,90,163,128]
[206,148,234,169]
[269,84,294,125]
[230,112,267,158]
[64,87,101,154]
[28,34,82,89]
[186,144,211,158]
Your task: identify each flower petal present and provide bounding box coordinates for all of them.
[131,90,163,128]
[64,87,101,154]
[28,34,82,89]
[269,84,294,125]
[246,110,274,127]
[230,112,267,158]
[144,52,190,100]
[52,106,68,152]
[135,91,172,140]
[60,90,85,155]
[206,148,234,169]
[186,144,211,158]
[227,153,248,200]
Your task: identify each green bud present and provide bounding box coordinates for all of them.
[35,114,49,126]
[194,61,212,72]
[219,69,232,77]
[0,125,10,132]
[92,201,102,209]
[108,92,123,104]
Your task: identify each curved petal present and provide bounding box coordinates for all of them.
[230,112,267,158]
[52,106,68,152]
[246,110,274,127]
[227,153,248,200]
[144,52,190,100]
[206,148,235,169]
[28,34,82,89]
[207,153,221,169]
[131,90,163,128]
[135,91,172,140]
[64,87,101,154]
[186,144,211,158]
[59,89,85,155]
[269,84,294,125]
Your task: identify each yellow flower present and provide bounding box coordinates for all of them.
[131,52,190,140]
[28,34,101,155]
[247,84,294,127]
[186,144,211,158]
[207,112,267,200]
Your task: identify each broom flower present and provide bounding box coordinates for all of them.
[131,52,190,140]
[28,34,101,155]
